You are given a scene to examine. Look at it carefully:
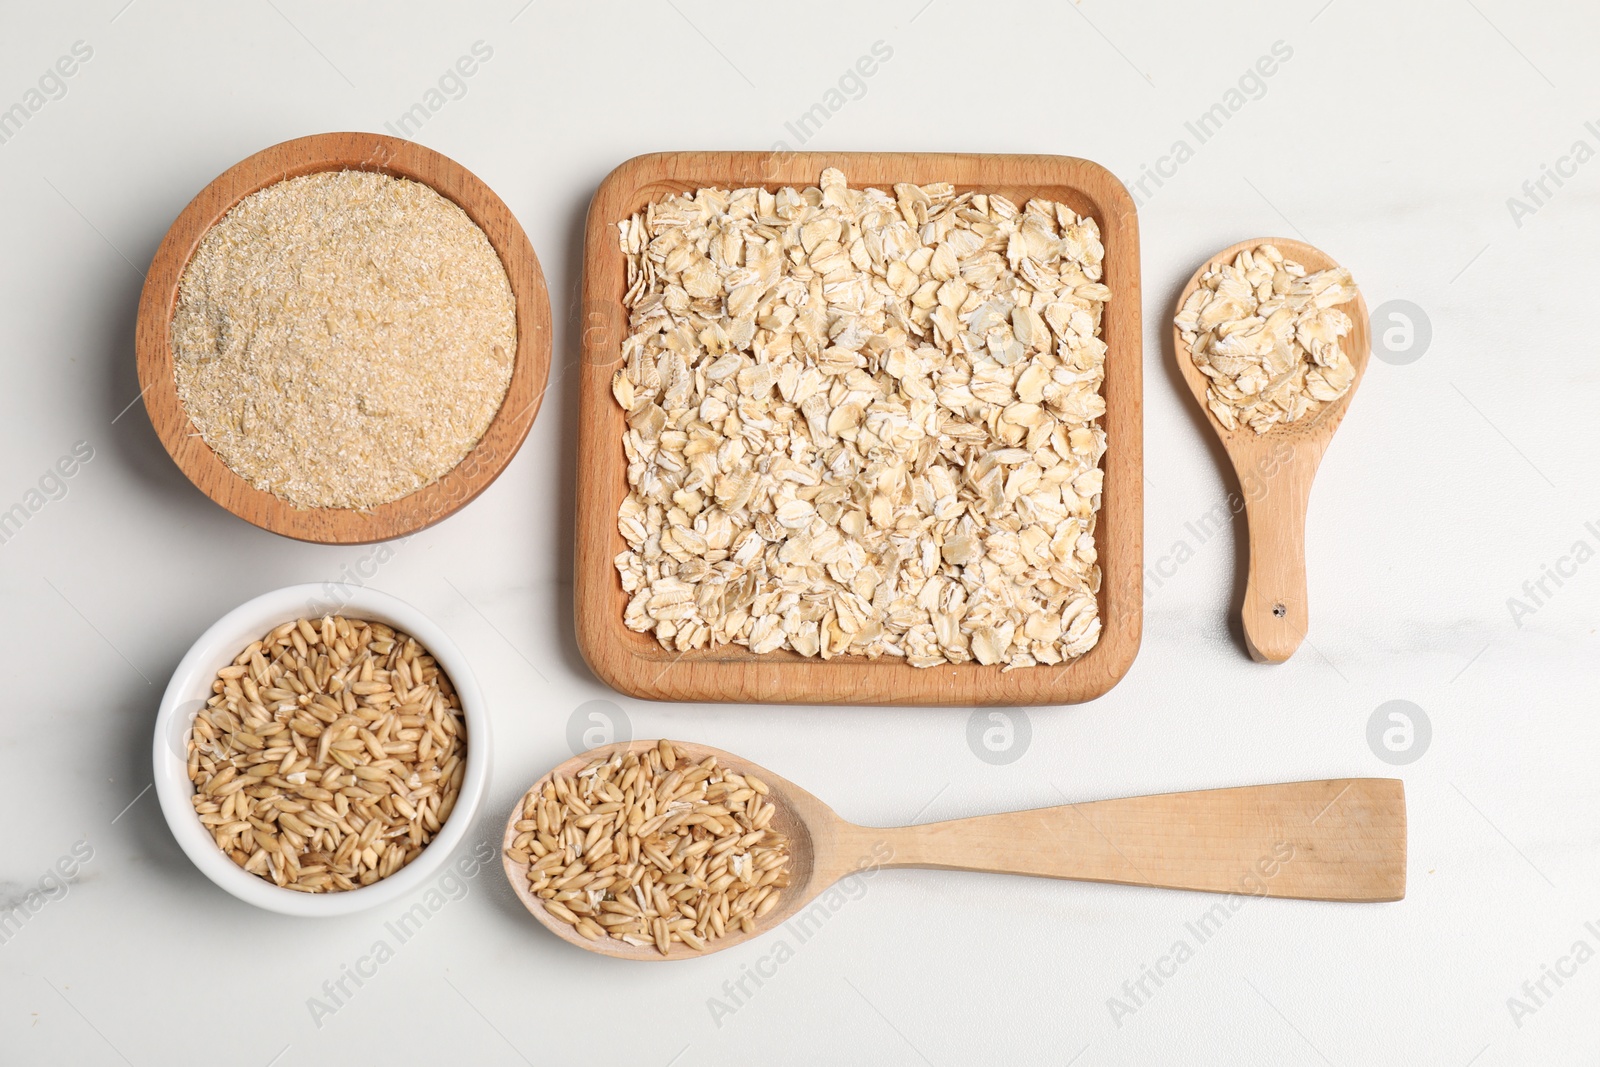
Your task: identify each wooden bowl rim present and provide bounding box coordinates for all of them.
[1171,236,1372,447]
[134,131,552,545]
[572,151,1144,706]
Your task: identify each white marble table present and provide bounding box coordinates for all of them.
[2,1,1595,1063]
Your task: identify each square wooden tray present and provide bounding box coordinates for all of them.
[574,152,1142,705]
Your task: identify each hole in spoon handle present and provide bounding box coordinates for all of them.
[1240,464,1312,664]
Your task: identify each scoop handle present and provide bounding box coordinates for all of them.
[1238,443,1316,663]
[859,779,1405,902]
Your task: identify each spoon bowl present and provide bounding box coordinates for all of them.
[1172,238,1371,662]
[504,740,1406,960]
[503,741,841,961]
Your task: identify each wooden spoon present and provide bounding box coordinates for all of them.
[1172,238,1371,663]
[503,741,1406,961]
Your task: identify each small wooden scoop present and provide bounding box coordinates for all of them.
[504,741,1406,960]
[1173,238,1371,663]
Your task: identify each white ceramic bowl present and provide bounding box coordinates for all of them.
[153,583,490,916]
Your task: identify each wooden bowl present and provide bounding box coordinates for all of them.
[135,132,551,544]
[573,152,1143,706]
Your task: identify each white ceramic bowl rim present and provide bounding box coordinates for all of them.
[153,583,491,917]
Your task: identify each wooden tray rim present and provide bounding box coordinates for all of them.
[574,150,1143,706]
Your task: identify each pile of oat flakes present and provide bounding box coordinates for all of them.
[609,169,1111,670]
[1174,243,1358,435]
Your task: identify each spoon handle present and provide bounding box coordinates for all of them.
[1239,454,1316,663]
[857,779,1404,902]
